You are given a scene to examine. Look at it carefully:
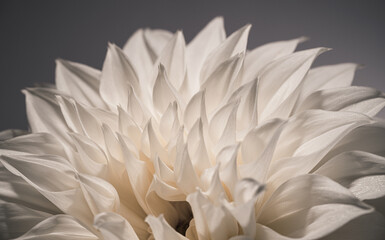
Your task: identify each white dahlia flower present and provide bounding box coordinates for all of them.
[1,17,385,240]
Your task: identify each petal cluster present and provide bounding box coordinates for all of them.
[1,17,385,240]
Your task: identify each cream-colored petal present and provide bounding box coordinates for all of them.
[183,90,208,131]
[144,28,173,61]
[216,144,239,195]
[187,190,238,240]
[258,48,329,122]
[201,53,244,114]
[201,24,250,82]
[0,129,27,141]
[94,212,140,240]
[0,154,94,225]
[23,88,72,147]
[296,86,385,117]
[146,214,188,240]
[100,43,139,110]
[0,200,52,239]
[55,59,107,109]
[0,163,61,215]
[0,132,66,157]
[159,31,186,90]
[122,29,154,85]
[77,173,120,215]
[315,151,385,200]
[187,17,225,91]
[243,37,306,84]
[257,174,373,239]
[160,102,180,143]
[174,146,201,195]
[153,64,181,115]
[296,63,358,106]
[187,119,211,174]
[16,215,98,240]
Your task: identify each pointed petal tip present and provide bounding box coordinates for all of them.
[298,36,310,43]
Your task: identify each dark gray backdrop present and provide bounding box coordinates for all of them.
[1,0,384,131]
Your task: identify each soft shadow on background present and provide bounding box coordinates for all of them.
[1,0,384,130]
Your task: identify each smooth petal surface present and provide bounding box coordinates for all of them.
[100,44,139,110]
[315,151,385,200]
[55,59,107,109]
[187,17,225,91]
[257,174,373,239]
[257,48,329,121]
[296,86,385,116]
[94,212,139,240]
[15,215,98,240]
[146,215,188,240]
[243,37,306,84]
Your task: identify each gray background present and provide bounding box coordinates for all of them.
[1,0,384,131]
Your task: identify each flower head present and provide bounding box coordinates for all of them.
[1,17,385,239]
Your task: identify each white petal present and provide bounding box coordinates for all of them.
[0,162,61,215]
[200,165,227,203]
[159,31,186,90]
[22,88,72,147]
[216,144,239,195]
[201,24,250,82]
[227,79,258,133]
[223,179,264,238]
[0,200,52,239]
[319,121,385,167]
[144,28,173,60]
[187,17,226,91]
[297,63,358,105]
[126,85,151,128]
[16,215,98,240]
[123,29,154,84]
[100,43,139,110]
[243,37,306,84]
[153,64,181,115]
[257,174,373,239]
[146,214,188,240]
[241,118,284,164]
[151,174,185,201]
[296,86,385,117]
[94,212,140,240]
[240,119,286,183]
[55,59,107,109]
[160,102,180,143]
[201,53,244,114]
[174,146,201,195]
[69,133,108,178]
[187,190,238,240]
[315,151,385,198]
[117,107,142,148]
[183,90,208,131]
[209,101,239,146]
[268,110,372,187]
[0,154,94,225]
[0,129,27,141]
[187,119,211,174]
[258,48,329,122]
[234,178,264,205]
[118,134,151,213]
[77,173,120,215]
[0,132,66,157]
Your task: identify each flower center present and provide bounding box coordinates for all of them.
[172,201,193,235]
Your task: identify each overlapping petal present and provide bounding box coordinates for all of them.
[1,17,385,240]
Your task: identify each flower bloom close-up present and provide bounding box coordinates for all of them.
[1,17,385,239]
